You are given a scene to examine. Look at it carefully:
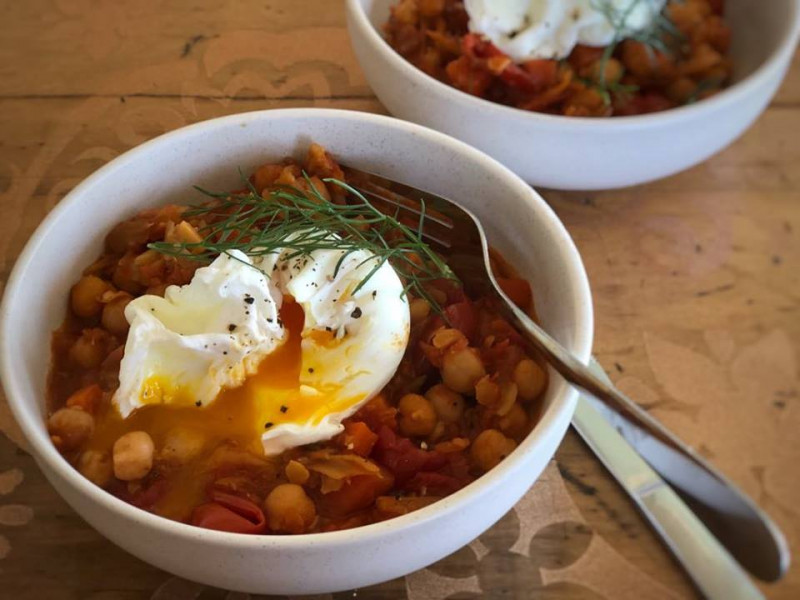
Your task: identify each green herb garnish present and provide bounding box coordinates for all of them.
[589,0,685,105]
[148,173,459,314]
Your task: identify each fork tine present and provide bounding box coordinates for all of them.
[354,186,454,230]
[340,164,491,295]
[354,187,453,249]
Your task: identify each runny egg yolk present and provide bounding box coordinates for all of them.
[88,299,357,464]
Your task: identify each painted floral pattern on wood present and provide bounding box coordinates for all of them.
[0,2,798,597]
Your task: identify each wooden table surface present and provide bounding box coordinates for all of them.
[0,1,798,598]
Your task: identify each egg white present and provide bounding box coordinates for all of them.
[113,246,410,456]
[465,0,666,61]
[254,246,410,454]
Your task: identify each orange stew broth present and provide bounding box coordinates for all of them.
[47,144,549,534]
[384,0,732,117]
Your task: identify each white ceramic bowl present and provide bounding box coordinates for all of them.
[346,0,800,190]
[0,109,593,594]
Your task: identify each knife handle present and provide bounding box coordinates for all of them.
[573,398,764,599]
[638,484,764,599]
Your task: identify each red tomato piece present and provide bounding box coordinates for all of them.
[481,337,526,382]
[352,394,398,433]
[339,421,379,457]
[462,33,554,93]
[318,471,395,517]
[498,61,558,93]
[404,471,464,495]
[191,491,267,534]
[568,45,605,70]
[430,279,467,304]
[617,92,674,116]
[463,33,504,60]
[521,60,559,88]
[65,383,103,414]
[444,300,478,341]
[111,476,169,510]
[445,56,493,96]
[373,426,447,485]
[442,450,472,481]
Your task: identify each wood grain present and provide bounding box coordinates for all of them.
[0,1,798,598]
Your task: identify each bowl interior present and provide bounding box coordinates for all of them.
[727,0,798,81]
[1,109,592,484]
[359,0,796,88]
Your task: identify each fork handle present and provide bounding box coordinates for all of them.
[499,294,789,582]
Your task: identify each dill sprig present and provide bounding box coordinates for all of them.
[579,76,640,107]
[597,0,683,55]
[148,173,459,314]
[589,0,685,104]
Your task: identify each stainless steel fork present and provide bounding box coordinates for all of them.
[342,165,789,595]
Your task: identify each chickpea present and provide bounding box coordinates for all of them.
[475,376,500,409]
[398,393,438,437]
[275,165,300,186]
[441,347,486,394]
[419,0,445,18]
[265,483,316,534]
[429,420,447,442]
[497,403,529,440]
[145,283,168,297]
[306,143,344,180]
[425,384,465,423]
[285,460,310,485]
[431,327,466,350]
[678,43,722,77]
[105,219,150,254]
[160,427,205,463]
[101,293,133,335]
[434,437,470,454]
[564,88,607,117]
[392,0,419,25]
[409,298,431,324]
[112,255,142,294]
[48,408,94,451]
[621,40,675,80]
[113,431,154,481]
[71,276,114,318]
[471,429,517,472]
[252,164,284,193]
[669,0,709,31]
[666,77,698,104]
[590,57,624,85]
[514,359,547,403]
[78,450,113,487]
[69,329,108,369]
[497,382,518,416]
[308,176,331,203]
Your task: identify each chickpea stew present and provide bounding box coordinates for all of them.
[384,0,732,117]
[47,143,549,535]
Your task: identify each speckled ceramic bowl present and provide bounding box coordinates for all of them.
[0,109,593,594]
[346,0,800,190]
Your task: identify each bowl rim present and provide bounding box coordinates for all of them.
[0,107,593,550]
[345,0,800,130]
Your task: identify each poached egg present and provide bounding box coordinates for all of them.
[114,248,410,456]
[464,0,667,61]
